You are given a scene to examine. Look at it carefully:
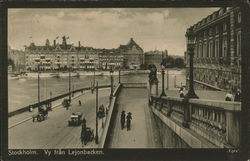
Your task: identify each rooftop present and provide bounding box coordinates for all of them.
[25,37,143,54]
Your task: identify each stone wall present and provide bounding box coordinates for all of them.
[153,114,190,148]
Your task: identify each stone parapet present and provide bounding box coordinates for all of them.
[151,95,241,148]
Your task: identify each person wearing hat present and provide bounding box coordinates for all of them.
[234,88,241,102]
[179,87,185,98]
[120,110,126,130]
[126,112,132,131]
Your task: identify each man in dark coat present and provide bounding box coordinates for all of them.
[126,112,132,131]
[120,110,126,129]
[234,89,241,102]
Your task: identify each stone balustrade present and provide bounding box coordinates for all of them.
[151,95,241,148]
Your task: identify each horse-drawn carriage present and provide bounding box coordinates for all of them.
[68,112,83,126]
[81,127,94,146]
[97,105,105,118]
[32,106,48,122]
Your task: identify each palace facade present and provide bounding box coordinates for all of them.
[185,7,242,92]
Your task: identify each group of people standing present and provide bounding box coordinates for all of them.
[225,88,241,102]
[120,111,132,131]
[178,86,241,102]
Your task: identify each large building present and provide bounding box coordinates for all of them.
[24,37,142,71]
[119,38,144,69]
[25,37,99,71]
[185,7,242,91]
[144,50,168,70]
[98,49,123,70]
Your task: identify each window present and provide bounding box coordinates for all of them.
[223,23,227,31]
[199,43,203,57]
[238,12,241,23]
[236,31,241,56]
[203,42,207,57]
[208,40,214,57]
[209,28,212,36]
[215,39,219,57]
[222,36,227,57]
[215,26,218,34]
[204,31,207,37]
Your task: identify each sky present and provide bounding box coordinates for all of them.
[8,8,219,56]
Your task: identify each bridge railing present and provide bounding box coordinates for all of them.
[8,85,111,117]
[151,95,241,148]
[121,83,147,88]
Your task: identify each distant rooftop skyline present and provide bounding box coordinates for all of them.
[8,8,219,56]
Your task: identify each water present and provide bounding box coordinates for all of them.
[8,70,185,112]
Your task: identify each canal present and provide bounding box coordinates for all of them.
[8,69,185,112]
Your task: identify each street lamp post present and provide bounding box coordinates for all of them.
[166,69,169,90]
[160,65,166,97]
[95,81,99,144]
[182,27,198,128]
[185,28,199,99]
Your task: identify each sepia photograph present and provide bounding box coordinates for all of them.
[7,6,243,152]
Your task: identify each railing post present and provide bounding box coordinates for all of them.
[182,98,191,128]
[226,111,240,147]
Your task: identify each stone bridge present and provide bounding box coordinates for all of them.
[104,82,241,148]
[8,82,241,149]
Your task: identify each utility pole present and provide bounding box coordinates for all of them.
[69,67,71,102]
[38,67,40,103]
[95,81,99,144]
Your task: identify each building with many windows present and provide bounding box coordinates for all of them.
[25,37,99,71]
[98,49,123,70]
[24,37,142,71]
[119,38,144,69]
[185,7,242,91]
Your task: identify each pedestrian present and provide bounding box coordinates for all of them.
[234,88,241,102]
[79,100,82,106]
[120,110,126,130]
[179,87,185,98]
[126,112,132,131]
[225,90,233,101]
[29,105,33,112]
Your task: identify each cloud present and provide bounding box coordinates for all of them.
[8,8,218,55]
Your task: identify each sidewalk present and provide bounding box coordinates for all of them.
[108,88,161,148]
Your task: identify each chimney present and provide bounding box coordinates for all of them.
[78,41,81,47]
[53,40,56,47]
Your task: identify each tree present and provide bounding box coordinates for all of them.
[161,56,175,68]
[174,58,185,68]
